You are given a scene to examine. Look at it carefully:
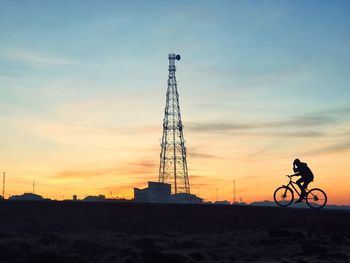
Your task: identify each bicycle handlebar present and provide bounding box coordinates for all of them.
[285,175,297,184]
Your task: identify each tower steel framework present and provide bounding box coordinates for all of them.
[158,53,190,194]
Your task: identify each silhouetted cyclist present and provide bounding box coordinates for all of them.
[291,159,314,203]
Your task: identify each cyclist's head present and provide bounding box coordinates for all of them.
[293,158,301,166]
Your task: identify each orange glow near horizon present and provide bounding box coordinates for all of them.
[2,115,349,205]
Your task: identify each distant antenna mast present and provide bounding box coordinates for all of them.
[233,178,237,203]
[2,172,5,199]
[32,180,35,195]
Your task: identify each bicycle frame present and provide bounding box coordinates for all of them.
[283,177,308,198]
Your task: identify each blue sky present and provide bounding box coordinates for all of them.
[1,1,349,113]
[0,1,349,203]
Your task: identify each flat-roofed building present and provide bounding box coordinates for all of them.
[134,182,171,203]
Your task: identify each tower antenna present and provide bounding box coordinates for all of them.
[32,180,35,195]
[2,172,5,199]
[233,178,236,204]
[158,53,190,194]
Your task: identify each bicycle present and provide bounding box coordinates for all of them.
[273,175,327,209]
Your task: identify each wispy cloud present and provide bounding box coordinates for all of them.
[1,48,77,65]
[305,141,350,156]
[187,123,326,138]
[0,74,22,82]
[188,150,217,159]
[188,122,256,132]
[283,115,335,127]
[186,108,348,138]
[187,115,336,134]
[55,158,157,179]
[261,131,325,137]
[56,167,118,179]
[316,107,350,116]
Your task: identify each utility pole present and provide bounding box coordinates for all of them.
[32,180,35,195]
[2,172,5,200]
[216,188,218,201]
[233,178,236,204]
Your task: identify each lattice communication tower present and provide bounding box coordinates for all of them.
[158,53,190,194]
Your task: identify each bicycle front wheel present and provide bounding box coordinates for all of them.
[274,186,294,207]
[306,188,327,209]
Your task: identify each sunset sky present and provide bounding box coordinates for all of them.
[0,1,349,204]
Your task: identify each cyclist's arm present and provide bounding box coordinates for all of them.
[291,172,301,177]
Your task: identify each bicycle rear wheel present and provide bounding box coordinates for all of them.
[306,188,327,209]
[274,186,294,207]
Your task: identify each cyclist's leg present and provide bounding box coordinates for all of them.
[303,179,311,190]
[296,178,304,193]
[301,179,312,199]
[295,178,306,202]
[299,178,312,200]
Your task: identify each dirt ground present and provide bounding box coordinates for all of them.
[0,201,349,263]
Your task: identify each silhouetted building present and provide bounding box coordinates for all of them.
[134,182,204,204]
[73,195,78,201]
[9,193,49,201]
[171,193,203,204]
[214,200,230,205]
[134,182,171,203]
[83,195,106,201]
